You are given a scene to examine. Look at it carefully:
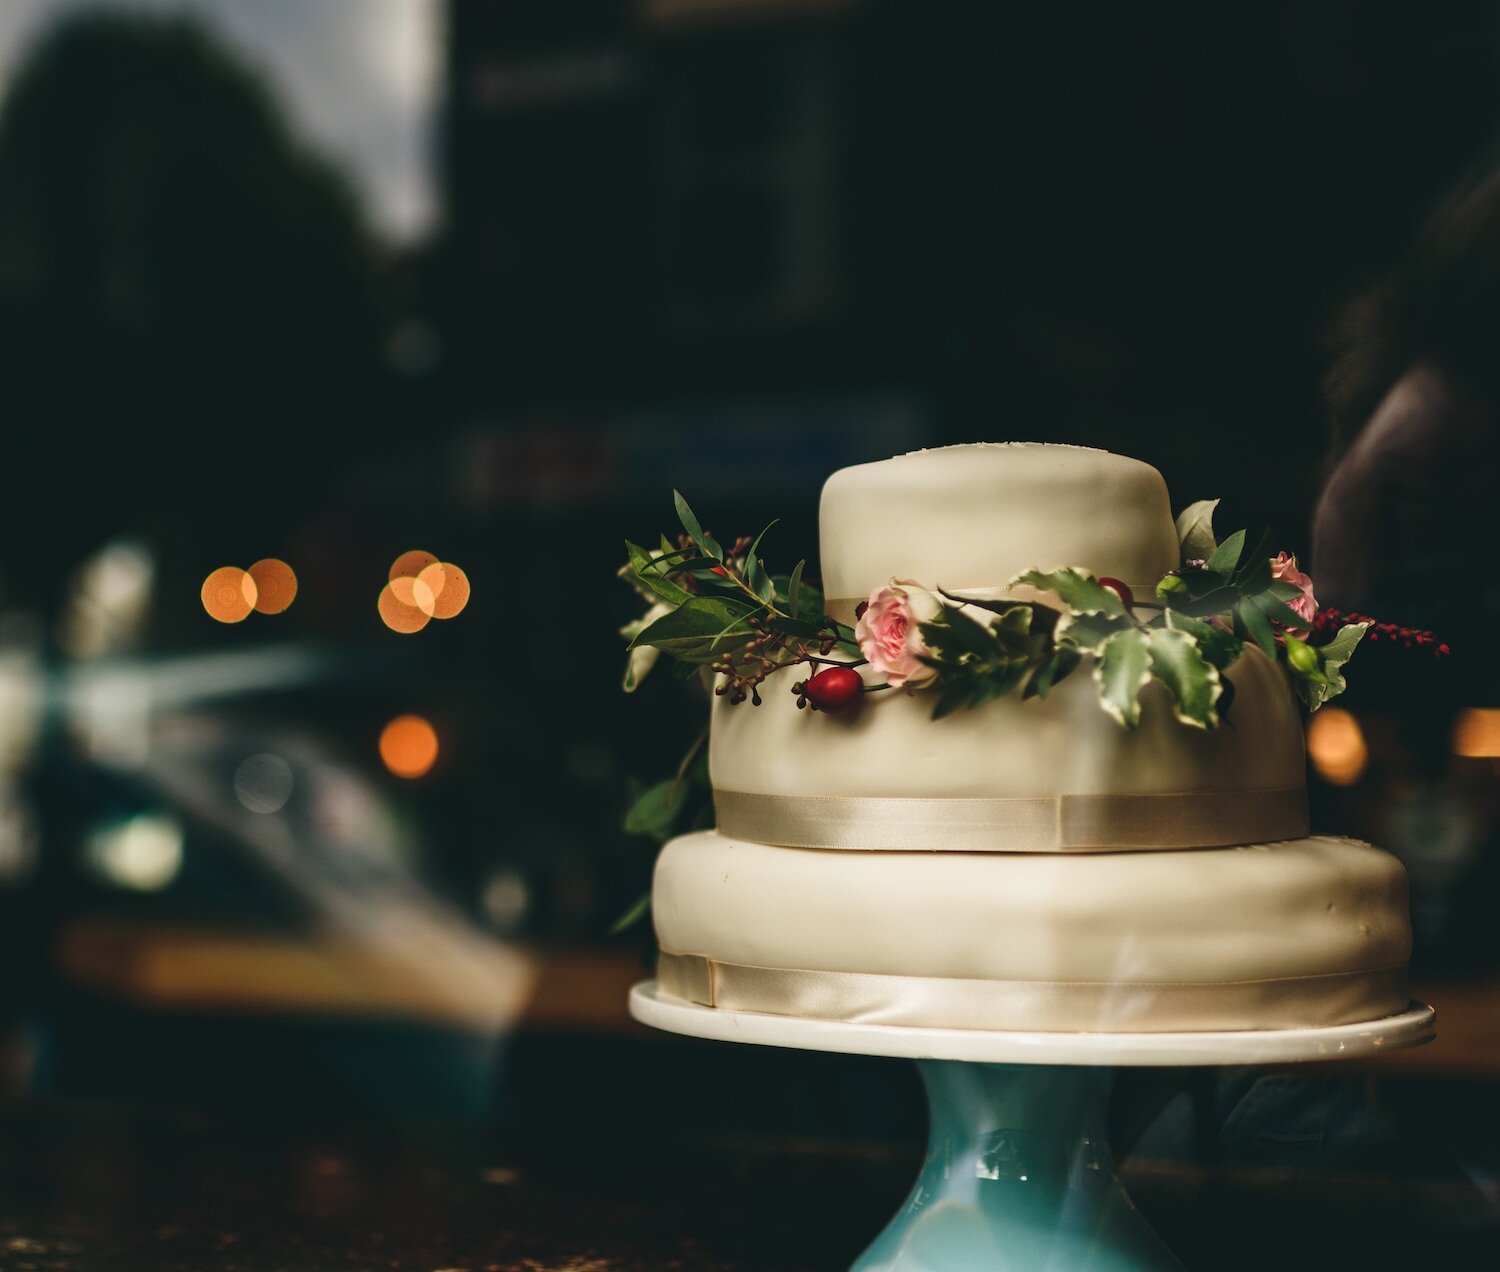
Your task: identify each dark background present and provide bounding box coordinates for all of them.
[0,6,1496,1257]
[0,0,1488,1266]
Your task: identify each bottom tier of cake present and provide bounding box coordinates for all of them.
[651,832,1411,1033]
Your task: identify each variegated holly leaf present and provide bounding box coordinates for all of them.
[1093,627,1152,727]
[1011,567,1127,617]
[1146,626,1222,729]
[1163,609,1243,670]
[1056,609,1130,655]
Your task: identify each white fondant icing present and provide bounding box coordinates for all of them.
[820,443,1179,603]
[711,643,1306,812]
[652,832,1411,1031]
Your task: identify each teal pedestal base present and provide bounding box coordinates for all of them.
[853,1062,1180,1271]
[628,982,1435,1272]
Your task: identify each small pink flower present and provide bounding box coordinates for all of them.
[1270,552,1317,636]
[855,580,941,689]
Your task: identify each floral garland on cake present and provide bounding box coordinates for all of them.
[612,491,1448,930]
[619,492,1448,730]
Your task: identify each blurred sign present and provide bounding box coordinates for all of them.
[458,392,928,508]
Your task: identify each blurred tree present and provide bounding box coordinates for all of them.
[0,12,394,612]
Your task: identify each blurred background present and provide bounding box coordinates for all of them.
[0,0,1497,1265]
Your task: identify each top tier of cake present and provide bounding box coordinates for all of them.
[820,443,1179,611]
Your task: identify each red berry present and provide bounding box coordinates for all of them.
[1099,577,1134,610]
[804,666,863,713]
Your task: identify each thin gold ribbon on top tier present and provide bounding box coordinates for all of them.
[713,786,1309,853]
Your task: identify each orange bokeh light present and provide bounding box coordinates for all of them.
[389,574,437,616]
[248,558,298,614]
[1306,708,1368,787]
[389,549,439,582]
[1453,708,1500,758]
[424,562,470,619]
[202,566,257,623]
[378,582,431,634]
[380,714,439,778]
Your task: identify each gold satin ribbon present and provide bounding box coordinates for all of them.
[713,786,1309,853]
[658,952,1409,1033]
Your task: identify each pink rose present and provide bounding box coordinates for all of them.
[1270,552,1317,636]
[855,580,942,689]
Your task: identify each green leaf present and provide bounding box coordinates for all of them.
[1292,622,1368,711]
[942,606,1003,658]
[1206,528,1246,574]
[672,489,705,545]
[1093,627,1152,727]
[630,595,758,662]
[1249,592,1312,631]
[931,680,979,720]
[1023,648,1081,700]
[1265,579,1306,603]
[1317,621,1369,666]
[1168,586,1243,619]
[623,779,689,840]
[744,519,779,603]
[786,559,805,616]
[1146,626,1222,729]
[1056,609,1127,654]
[608,893,652,935]
[625,541,692,605]
[1175,499,1220,564]
[1234,598,1277,658]
[672,490,722,560]
[1231,530,1273,589]
[796,579,826,625]
[1011,567,1126,617]
[1163,610,1243,670]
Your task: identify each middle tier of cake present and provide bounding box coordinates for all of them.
[710,643,1310,853]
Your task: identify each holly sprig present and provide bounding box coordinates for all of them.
[621,492,861,705]
[622,492,1374,730]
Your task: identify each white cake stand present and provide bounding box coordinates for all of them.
[630,981,1435,1271]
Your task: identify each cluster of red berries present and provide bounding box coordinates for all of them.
[1312,608,1450,657]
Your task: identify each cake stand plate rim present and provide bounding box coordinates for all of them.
[627,980,1435,1067]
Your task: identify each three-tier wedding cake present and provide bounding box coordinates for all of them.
[646,444,1412,1033]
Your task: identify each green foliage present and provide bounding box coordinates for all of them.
[1011,567,1127,616]
[919,603,1038,718]
[1285,623,1368,710]
[1175,499,1220,563]
[623,778,690,841]
[621,491,1367,737]
[1093,627,1152,727]
[629,595,760,663]
[1162,610,1243,670]
[1146,627,1222,729]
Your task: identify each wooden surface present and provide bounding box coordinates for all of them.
[0,1098,1493,1271]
